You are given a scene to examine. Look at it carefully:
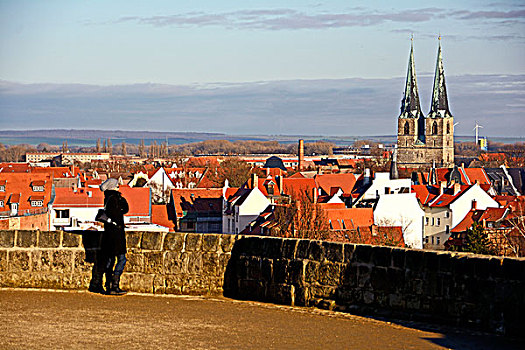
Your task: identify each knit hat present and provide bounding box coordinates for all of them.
[100,178,119,192]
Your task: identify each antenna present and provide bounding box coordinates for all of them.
[473,121,484,144]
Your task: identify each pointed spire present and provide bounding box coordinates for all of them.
[400,36,424,119]
[429,36,453,118]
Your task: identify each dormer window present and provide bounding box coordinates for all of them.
[31,180,46,192]
[0,180,5,192]
[31,200,44,207]
[0,200,4,207]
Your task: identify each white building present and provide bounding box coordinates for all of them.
[374,192,425,249]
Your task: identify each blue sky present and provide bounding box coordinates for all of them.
[0,0,524,136]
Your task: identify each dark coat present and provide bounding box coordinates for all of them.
[102,190,129,256]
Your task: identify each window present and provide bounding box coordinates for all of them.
[0,185,5,192]
[445,211,450,218]
[431,236,434,244]
[56,209,70,218]
[431,217,435,226]
[425,217,429,226]
[437,218,441,226]
[404,121,410,135]
[32,185,44,192]
[432,121,438,135]
[0,200,3,207]
[437,237,441,245]
[31,200,43,207]
[447,122,450,134]
[425,237,429,244]
[445,225,450,234]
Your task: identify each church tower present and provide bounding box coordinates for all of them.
[397,37,455,168]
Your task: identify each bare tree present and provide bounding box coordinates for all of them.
[121,141,127,156]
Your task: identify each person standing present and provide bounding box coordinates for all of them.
[100,178,129,295]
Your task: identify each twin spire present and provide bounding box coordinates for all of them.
[399,36,452,119]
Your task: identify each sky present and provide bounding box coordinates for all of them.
[0,0,524,137]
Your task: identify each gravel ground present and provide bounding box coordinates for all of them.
[0,289,521,350]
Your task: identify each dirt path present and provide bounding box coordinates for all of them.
[0,289,519,349]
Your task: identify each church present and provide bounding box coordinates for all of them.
[397,38,455,169]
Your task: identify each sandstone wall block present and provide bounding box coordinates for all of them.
[164,274,183,294]
[39,231,61,248]
[73,251,91,273]
[121,273,154,293]
[268,283,294,305]
[52,250,73,273]
[141,231,164,250]
[370,246,391,267]
[62,232,81,248]
[144,251,163,274]
[343,244,355,262]
[0,251,7,272]
[17,230,38,248]
[9,251,31,272]
[219,234,236,253]
[202,234,220,252]
[323,242,343,262]
[185,233,202,251]
[319,262,341,286]
[0,230,15,247]
[308,240,324,262]
[126,231,142,249]
[354,245,373,264]
[282,239,297,259]
[126,252,145,273]
[164,251,183,274]
[31,250,52,272]
[296,240,310,260]
[163,232,184,251]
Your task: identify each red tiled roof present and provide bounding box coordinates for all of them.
[282,178,317,197]
[315,173,357,195]
[325,208,374,229]
[53,187,104,208]
[452,207,507,233]
[151,204,175,232]
[0,163,31,173]
[171,188,223,217]
[0,172,52,211]
[429,185,471,207]
[31,180,46,187]
[119,186,150,217]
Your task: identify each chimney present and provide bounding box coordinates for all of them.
[363,168,371,186]
[453,182,461,195]
[251,173,258,189]
[312,187,318,203]
[471,199,477,210]
[440,181,447,195]
[298,139,305,171]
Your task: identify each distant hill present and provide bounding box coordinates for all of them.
[0,129,522,147]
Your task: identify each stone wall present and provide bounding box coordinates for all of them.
[1,230,524,337]
[224,236,525,337]
[0,230,235,295]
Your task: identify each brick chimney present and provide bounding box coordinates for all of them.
[440,181,447,195]
[454,182,461,195]
[298,139,304,171]
[251,173,258,189]
[277,175,284,195]
[471,199,477,210]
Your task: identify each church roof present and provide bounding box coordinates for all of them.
[428,38,453,118]
[399,40,424,119]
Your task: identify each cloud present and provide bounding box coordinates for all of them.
[1,75,524,137]
[112,7,525,31]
